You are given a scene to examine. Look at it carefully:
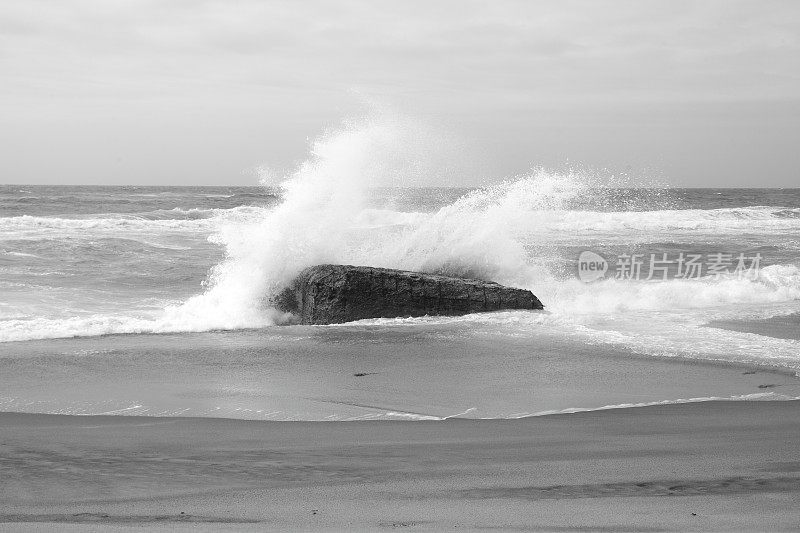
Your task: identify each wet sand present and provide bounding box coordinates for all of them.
[3,328,799,421]
[2,400,799,531]
[707,312,800,340]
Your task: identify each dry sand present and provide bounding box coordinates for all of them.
[1,400,799,531]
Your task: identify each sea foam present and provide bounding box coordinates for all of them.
[2,115,800,363]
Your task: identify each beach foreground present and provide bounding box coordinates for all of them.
[1,401,799,531]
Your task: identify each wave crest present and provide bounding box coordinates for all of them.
[3,116,800,349]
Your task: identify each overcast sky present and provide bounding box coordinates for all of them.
[1,0,798,187]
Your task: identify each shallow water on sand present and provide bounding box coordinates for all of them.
[2,323,797,421]
[707,312,800,340]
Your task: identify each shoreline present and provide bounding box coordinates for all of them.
[3,325,799,422]
[2,400,799,531]
[706,312,800,341]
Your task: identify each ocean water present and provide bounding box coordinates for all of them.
[2,123,800,420]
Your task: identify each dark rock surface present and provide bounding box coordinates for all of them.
[275,264,544,325]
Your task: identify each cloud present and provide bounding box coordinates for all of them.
[2,0,798,105]
[0,0,798,185]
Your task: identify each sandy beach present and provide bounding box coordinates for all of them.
[4,1,800,530]
[2,400,799,531]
